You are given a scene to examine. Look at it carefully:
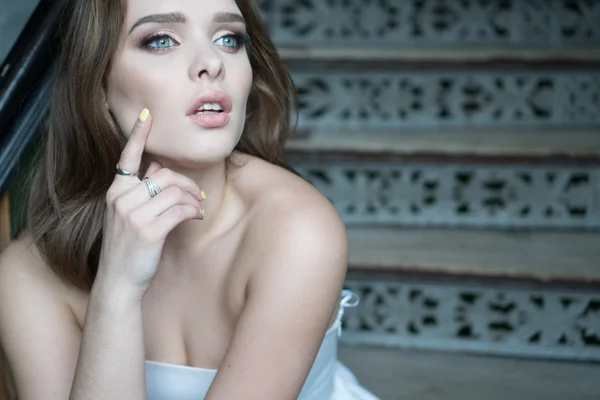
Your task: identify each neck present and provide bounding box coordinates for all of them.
[146,156,241,259]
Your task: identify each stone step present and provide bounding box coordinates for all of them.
[289,160,600,230]
[345,226,600,283]
[286,68,600,135]
[286,128,600,158]
[340,272,600,361]
[261,0,600,63]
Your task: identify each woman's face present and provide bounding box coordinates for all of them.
[106,0,253,166]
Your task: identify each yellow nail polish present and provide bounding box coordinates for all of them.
[200,190,207,200]
[138,108,150,123]
[199,208,207,219]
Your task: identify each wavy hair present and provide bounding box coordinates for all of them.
[26,0,297,290]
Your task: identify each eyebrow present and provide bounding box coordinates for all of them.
[213,12,246,26]
[128,11,246,35]
[129,12,186,35]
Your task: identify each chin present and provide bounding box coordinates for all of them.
[144,118,244,163]
[150,136,240,167]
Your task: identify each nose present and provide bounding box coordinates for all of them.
[189,45,224,82]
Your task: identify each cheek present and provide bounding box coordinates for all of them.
[106,63,172,135]
[228,54,252,96]
[241,57,253,96]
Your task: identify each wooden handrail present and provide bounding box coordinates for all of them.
[0,192,9,250]
[0,0,64,194]
[0,0,65,138]
[0,192,16,400]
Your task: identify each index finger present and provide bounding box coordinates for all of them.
[116,108,152,178]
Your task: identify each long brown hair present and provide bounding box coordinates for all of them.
[26,0,297,290]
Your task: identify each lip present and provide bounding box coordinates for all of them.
[189,112,230,128]
[187,89,233,128]
[187,90,233,115]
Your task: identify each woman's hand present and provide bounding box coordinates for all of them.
[96,108,205,299]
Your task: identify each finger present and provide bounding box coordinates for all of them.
[153,205,205,239]
[131,186,202,221]
[112,168,205,213]
[116,108,152,178]
[147,168,204,201]
[144,160,162,178]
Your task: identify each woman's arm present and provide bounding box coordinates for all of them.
[0,239,147,400]
[205,194,348,400]
[0,109,205,400]
[0,239,82,400]
[69,279,147,400]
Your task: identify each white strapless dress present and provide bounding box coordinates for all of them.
[145,290,379,399]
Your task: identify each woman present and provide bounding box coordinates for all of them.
[0,0,379,399]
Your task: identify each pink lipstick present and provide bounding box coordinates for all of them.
[187,90,232,128]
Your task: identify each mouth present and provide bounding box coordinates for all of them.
[187,90,233,115]
[194,103,225,115]
[187,90,233,128]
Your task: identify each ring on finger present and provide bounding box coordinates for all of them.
[144,177,161,198]
[116,163,138,177]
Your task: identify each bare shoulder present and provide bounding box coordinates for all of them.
[0,235,79,327]
[207,157,347,398]
[0,236,46,290]
[0,235,66,298]
[0,236,83,400]
[234,155,348,274]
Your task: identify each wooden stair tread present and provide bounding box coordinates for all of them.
[347,226,600,282]
[278,46,600,63]
[338,346,600,399]
[287,129,600,158]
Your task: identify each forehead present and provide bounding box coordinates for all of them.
[124,0,242,26]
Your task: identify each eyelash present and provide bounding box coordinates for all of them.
[140,32,250,53]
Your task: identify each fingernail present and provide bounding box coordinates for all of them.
[200,190,207,200]
[199,208,207,220]
[138,108,150,123]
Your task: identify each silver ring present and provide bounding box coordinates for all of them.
[144,177,161,198]
[116,163,138,177]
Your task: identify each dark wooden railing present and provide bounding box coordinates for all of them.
[0,1,66,398]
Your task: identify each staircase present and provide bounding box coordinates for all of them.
[1,1,600,399]
[258,0,600,368]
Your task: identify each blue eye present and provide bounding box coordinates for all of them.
[214,33,249,49]
[143,34,177,49]
[214,34,238,47]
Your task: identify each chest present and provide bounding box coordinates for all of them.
[72,233,251,369]
[145,259,244,366]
